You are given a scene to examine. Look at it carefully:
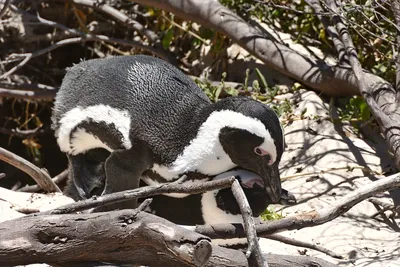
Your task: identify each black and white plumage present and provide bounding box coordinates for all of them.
[52,55,285,210]
[142,169,296,226]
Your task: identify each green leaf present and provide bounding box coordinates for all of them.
[360,101,371,121]
[255,68,268,89]
[162,27,174,49]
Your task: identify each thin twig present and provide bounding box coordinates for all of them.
[0,34,159,79]
[368,197,398,218]
[281,165,382,181]
[18,169,69,192]
[195,173,400,239]
[266,234,343,259]
[137,198,153,211]
[0,88,56,99]
[231,179,268,267]
[0,127,47,138]
[70,0,177,64]
[390,0,400,94]
[0,82,57,91]
[0,0,10,18]
[41,176,235,215]
[0,147,61,193]
[305,0,347,63]
[71,0,158,42]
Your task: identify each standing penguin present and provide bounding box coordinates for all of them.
[52,55,285,210]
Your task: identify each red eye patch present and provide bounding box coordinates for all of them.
[254,147,273,165]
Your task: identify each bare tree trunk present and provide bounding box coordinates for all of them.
[0,209,338,267]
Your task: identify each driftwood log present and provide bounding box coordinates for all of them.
[0,209,338,267]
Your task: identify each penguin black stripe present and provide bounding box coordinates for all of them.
[52,55,285,210]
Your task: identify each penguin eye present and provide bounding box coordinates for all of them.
[254,146,269,156]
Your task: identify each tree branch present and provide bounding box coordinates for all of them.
[323,0,400,168]
[266,234,343,259]
[41,176,235,215]
[0,208,338,267]
[18,169,69,192]
[68,0,178,65]
[0,88,56,99]
[305,0,347,63]
[390,0,400,95]
[0,147,61,193]
[132,0,391,96]
[231,180,267,267]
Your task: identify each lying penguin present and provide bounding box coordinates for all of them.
[52,55,285,211]
[142,168,296,226]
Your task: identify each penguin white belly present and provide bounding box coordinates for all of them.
[201,190,244,225]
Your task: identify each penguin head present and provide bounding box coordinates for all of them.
[214,97,285,203]
[211,169,296,218]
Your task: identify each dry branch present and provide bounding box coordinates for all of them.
[57,0,177,65]
[133,0,389,96]
[266,234,343,259]
[322,0,400,168]
[0,88,56,100]
[195,173,400,239]
[391,0,400,94]
[231,179,267,267]
[18,169,69,192]
[41,176,235,215]
[305,0,347,63]
[0,147,61,193]
[0,209,338,267]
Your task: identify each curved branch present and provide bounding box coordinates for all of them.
[266,234,343,259]
[0,147,61,193]
[18,169,69,192]
[132,0,376,96]
[41,176,235,215]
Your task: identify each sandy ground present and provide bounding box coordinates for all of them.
[259,90,400,267]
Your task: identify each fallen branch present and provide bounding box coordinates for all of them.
[0,88,56,99]
[195,173,400,239]
[266,234,343,259]
[1,5,177,79]
[18,169,69,192]
[133,0,388,96]
[0,147,61,193]
[0,82,57,91]
[0,209,338,267]
[41,176,235,215]
[231,179,267,267]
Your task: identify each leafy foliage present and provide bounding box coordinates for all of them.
[260,206,284,221]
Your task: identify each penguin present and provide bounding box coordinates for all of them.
[52,55,285,211]
[142,169,296,226]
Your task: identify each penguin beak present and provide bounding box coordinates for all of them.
[260,163,282,203]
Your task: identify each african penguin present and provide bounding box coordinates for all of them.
[52,55,285,211]
[142,169,296,226]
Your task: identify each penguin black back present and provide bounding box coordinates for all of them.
[52,55,211,164]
